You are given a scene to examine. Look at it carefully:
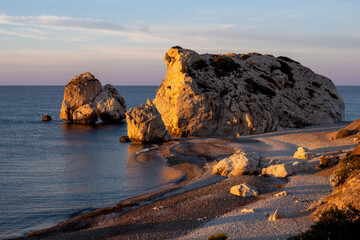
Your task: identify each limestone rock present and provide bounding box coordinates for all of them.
[212,150,261,177]
[126,99,172,143]
[230,183,258,197]
[268,209,284,221]
[293,147,310,159]
[60,72,126,124]
[42,114,52,121]
[60,72,102,122]
[153,47,344,137]
[262,164,294,178]
[241,208,255,213]
[94,84,126,122]
[72,103,98,124]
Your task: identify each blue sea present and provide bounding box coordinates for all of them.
[0,85,359,239]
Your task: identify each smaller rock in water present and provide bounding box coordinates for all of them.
[268,209,284,221]
[262,164,294,178]
[293,147,310,159]
[42,114,52,121]
[72,103,98,124]
[230,183,258,197]
[119,136,131,142]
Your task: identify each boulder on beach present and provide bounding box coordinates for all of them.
[230,183,258,197]
[152,47,344,137]
[262,164,294,178]
[212,150,261,177]
[293,147,310,159]
[126,99,172,144]
[60,72,126,124]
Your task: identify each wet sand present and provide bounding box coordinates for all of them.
[15,122,359,240]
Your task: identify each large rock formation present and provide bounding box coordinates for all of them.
[60,72,126,124]
[126,99,171,143]
[153,47,344,137]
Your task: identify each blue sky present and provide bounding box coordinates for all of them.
[0,0,359,85]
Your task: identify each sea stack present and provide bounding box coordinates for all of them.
[152,47,344,137]
[60,72,126,124]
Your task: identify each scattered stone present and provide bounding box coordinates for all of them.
[230,183,258,197]
[153,206,165,211]
[42,114,52,121]
[126,99,172,144]
[262,164,294,178]
[60,72,126,124]
[273,191,287,197]
[293,147,310,159]
[153,47,344,137]
[264,212,269,217]
[213,150,261,177]
[354,138,359,142]
[119,136,131,142]
[241,208,255,213]
[330,137,334,141]
[268,209,284,221]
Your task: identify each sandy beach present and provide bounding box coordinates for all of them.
[16,122,359,240]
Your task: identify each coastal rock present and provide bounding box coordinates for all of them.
[42,114,52,121]
[72,103,98,124]
[212,150,261,177]
[351,144,360,156]
[126,99,172,143]
[262,164,294,178]
[230,183,258,197]
[60,72,126,124]
[94,84,127,122]
[153,47,344,137]
[293,147,310,159]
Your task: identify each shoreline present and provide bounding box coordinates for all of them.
[15,122,359,240]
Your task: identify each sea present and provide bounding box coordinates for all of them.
[0,85,359,239]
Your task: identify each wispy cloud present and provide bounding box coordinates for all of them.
[0,14,171,42]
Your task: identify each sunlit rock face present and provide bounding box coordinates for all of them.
[126,99,171,143]
[153,47,345,137]
[60,72,126,124]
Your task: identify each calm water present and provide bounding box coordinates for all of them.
[0,86,185,239]
[0,85,359,239]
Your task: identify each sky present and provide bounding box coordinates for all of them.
[0,0,359,86]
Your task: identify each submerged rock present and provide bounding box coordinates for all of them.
[60,72,126,124]
[42,114,52,121]
[213,150,261,177]
[126,99,172,143]
[153,47,344,137]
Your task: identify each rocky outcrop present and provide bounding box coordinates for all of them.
[94,84,126,122]
[60,72,126,124]
[230,183,258,197]
[126,99,171,143]
[212,150,261,177]
[262,164,294,178]
[153,47,344,137]
[336,118,360,139]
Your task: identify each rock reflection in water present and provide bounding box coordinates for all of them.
[126,144,186,189]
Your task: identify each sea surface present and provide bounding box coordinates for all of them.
[0,85,359,239]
